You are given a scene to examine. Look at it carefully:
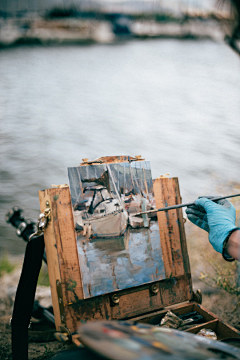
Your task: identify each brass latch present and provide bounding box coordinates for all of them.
[29,205,51,241]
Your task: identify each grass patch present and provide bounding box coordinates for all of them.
[37,262,50,287]
[0,253,15,277]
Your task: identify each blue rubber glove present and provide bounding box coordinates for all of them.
[186,197,237,254]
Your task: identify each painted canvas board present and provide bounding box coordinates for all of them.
[68,161,165,299]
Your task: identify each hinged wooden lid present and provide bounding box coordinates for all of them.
[39,156,192,333]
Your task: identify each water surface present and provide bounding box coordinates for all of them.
[1,39,240,255]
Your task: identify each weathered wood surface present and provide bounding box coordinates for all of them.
[40,174,192,332]
[64,274,191,327]
[80,155,144,166]
[39,187,83,331]
[153,177,191,278]
[39,190,62,330]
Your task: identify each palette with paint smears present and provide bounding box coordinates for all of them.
[78,320,240,360]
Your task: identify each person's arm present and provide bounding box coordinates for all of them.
[226,230,240,260]
[186,197,240,261]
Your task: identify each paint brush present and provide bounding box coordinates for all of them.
[134,193,240,217]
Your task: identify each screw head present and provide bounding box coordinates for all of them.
[111,294,119,304]
[150,284,159,294]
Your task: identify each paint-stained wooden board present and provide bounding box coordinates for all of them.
[153,177,190,278]
[39,187,83,331]
[39,161,192,333]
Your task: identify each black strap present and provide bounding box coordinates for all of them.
[11,235,45,360]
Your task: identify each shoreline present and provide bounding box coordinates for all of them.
[0,16,227,49]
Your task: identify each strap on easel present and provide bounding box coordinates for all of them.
[11,235,45,360]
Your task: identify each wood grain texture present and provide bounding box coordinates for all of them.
[173,178,191,276]
[39,190,62,330]
[39,187,83,332]
[65,274,191,327]
[153,177,189,278]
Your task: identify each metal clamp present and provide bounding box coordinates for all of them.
[16,219,35,237]
[5,206,23,223]
[192,289,202,305]
[16,222,27,236]
[29,208,51,241]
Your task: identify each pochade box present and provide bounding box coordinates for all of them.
[38,155,240,346]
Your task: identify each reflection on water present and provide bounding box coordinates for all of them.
[77,222,165,298]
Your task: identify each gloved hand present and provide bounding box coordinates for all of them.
[186,197,237,254]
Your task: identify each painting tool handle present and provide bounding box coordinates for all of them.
[135,193,240,216]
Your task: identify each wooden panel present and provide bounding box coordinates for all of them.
[39,190,62,330]
[111,275,191,319]
[159,274,192,306]
[185,319,218,335]
[63,274,191,330]
[153,177,191,279]
[216,320,240,339]
[174,178,191,275]
[186,320,240,340]
[39,187,83,332]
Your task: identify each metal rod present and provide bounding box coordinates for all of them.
[134,193,240,216]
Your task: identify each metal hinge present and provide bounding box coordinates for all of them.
[29,202,51,241]
[192,289,202,304]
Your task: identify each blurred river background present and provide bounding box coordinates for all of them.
[1,0,240,257]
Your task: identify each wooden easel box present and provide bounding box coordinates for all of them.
[39,156,240,341]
